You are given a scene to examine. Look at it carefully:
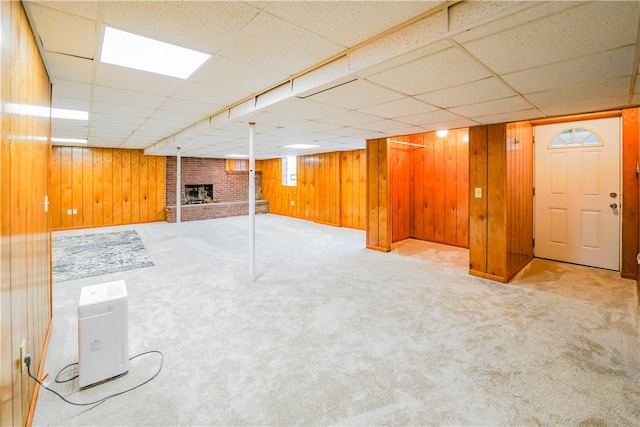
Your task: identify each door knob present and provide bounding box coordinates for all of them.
[610,203,618,209]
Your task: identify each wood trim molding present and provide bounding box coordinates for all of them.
[468,269,507,283]
[530,110,623,126]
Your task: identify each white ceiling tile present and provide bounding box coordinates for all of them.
[360,97,439,118]
[159,98,221,117]
[90,113,145,126]
[47,52,93,83]
[308,79,404,110]
[388,126,432,137]
[91,102,154,118]
[94,63,185,97]
[449,96,534,118]
[267,99,348,120]
[52,80,91,100]
[502,46,635,95]
[368,47,491,96]
[421,118,479,131]
[396,109,464,127]
[101,1,259,53]
[451,2,575,44]
[29,1,99,20]
[355,119,414,134]
[525,77,630,109]
[51,96,90,111]
[92,85,167,109]
[473,109,541,125]
[415,77,516,108]
[539,96,630,118]
[28,3,96,58]
[317,111,382,127]
[191,55,289,93]
[173,81,251,106]
[90,120,138,132]
[218,12,344,75]
[239,111,307,128]
[462,2,640,74]
[264,2,441,47]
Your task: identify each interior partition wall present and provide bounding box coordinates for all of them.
[1,1,53,425]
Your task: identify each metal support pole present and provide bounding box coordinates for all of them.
[176,147,181,237]
[249,122,256,283]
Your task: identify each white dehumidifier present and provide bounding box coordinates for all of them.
[78,280,129,388]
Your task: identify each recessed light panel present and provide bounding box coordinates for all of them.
[100,26,210,79]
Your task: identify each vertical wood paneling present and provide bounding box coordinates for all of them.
[469,126,488,275]
[103,148,113,225]
[506,122,534,279]
[622,108,639,280]
[390,141,411,242]
[411,134,425,239]
[367,139,381,248]
[456,129,470,246]
[1,2,52,424]
[92,148,104,226]
[50,147,166,229]
[487,123,507,279]
[444,132,458,244]
[423,133,435,241]
[432,135,446,242]
[257,150,361,228]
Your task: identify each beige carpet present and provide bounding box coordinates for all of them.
[33,214,640,425]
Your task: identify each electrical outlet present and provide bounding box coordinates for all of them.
[19,339,25,373]
[67,209,72,215]
[474,188,482,198]
[73,208,78,215]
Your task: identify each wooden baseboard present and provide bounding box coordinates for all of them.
[366,245,390,253]
[468,269,507,283]
[26,318,52,427]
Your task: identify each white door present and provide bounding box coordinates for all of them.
[534,117,620,270]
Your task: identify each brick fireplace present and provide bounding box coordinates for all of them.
[165,157,269,222]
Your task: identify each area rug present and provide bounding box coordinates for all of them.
[52,230,154,283]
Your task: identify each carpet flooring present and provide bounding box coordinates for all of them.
[52,230,154,283]
[34,215,640,426]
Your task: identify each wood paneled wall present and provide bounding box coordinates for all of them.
[621,108,640,301]
[506,122,534,275]
[257,149,366,229]
[390,140,413,242]
[50,147,166,229]
[366,139,391,251]
[1,1,52,425]
[469,122,534,282]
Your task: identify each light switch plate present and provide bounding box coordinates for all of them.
[474,188,482,198]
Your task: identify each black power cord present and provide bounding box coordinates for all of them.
[24,350,163,406]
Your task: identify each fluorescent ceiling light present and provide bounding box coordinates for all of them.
[283,144,320,149]
[52,137,87,144]
[225,154,249,158]
[7,103,88,120]
[436,130,448,137]
[100,26,210,79]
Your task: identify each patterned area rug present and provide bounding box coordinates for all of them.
[52,230,154,283]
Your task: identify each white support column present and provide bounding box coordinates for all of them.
[176,147,181,237]
[249,122,256,283]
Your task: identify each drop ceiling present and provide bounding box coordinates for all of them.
[23,1,640,159]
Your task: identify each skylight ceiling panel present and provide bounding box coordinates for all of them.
[502,46,635,96]
[173,81,252,106]
[308,80,404,110]
[267,99,349,121]
[263,1,442,47]
[191,56,289,94]
[47,52,93,83]
[27,3,96,59]
[449,96,533,119]
[102,1,259,54]
[92,86,167,109]
[218,12,344,75]
[525,76,629,109]
[461,2,640,75]
[94,63,185,97]
[415,77,516,109]
[367,48,491,97]
[360,97,439,119]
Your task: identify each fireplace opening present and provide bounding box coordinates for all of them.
[184,184,214,205]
